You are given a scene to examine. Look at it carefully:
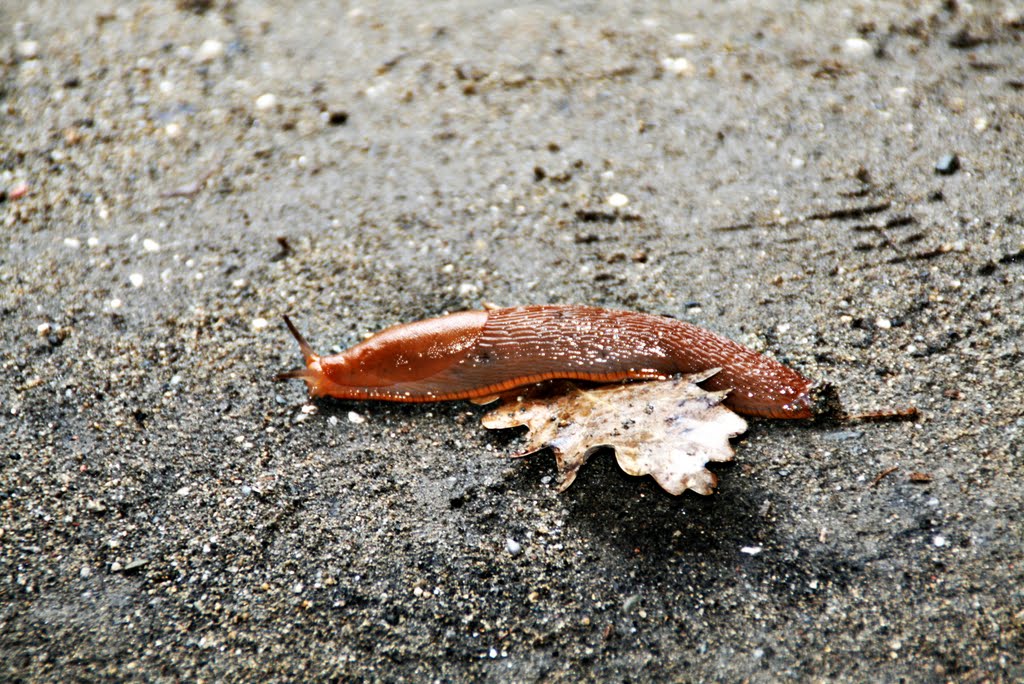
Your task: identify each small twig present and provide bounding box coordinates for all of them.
[870,466,899,488]
[841,406,919,424]
[271,236,295,262]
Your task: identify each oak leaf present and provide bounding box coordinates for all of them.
[481,370,747,495]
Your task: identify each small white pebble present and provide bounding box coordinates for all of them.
[250,317,269,332]
[110,561,123,572]
[441,263,455,274]
[889,86,910,104]
[195,39,225,63]
[842,37,873,59]
[364,81,390,99]
[292,583,304,594]
[129,273,144,288]
[87,237,99,247]
[143,238,160,252]
[37,323,52,336]
[875,317,892,330]
[458,282,479,296]
[159,80,174,95]
[347,410,365,424]
[176,486,192,497]
[791,157,805,169]
[16,40,39,59]
[661,56,694,76]
[671,32,698,46]
[933,535,947,548]
[740,546,763,556]
[108,298,123,310]
[170,374,182,385]
[255,93,278,111]
[607,192,630,208]
[973,116,989,132]
[231,278,247,289]
[63,237,81,249]
[300,404,318,415]
[488,648,498,659]
[165,122,182,138]
[506,538,522,556]
[79,566,91,579]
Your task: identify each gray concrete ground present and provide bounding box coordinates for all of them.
[2,1,1022,680]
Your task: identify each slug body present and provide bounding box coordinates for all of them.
[277,305,816,419]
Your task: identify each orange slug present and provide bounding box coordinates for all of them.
[275,305,821,419]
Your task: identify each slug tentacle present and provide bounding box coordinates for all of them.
[273,316,326,391]
[272,368,312,382]
[282,315,317,365]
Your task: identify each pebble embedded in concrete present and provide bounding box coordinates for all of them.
[935,154,960,175]
[842,37,873,59]
[255,93,278,111]
[195,39,225,63]
[607,192,629,208]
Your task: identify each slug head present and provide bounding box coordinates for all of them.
[274,311,489,400]
[273,315,336,397]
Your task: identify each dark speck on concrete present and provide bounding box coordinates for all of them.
[935,153,961,175]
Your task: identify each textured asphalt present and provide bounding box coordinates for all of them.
[2,1,1022,681]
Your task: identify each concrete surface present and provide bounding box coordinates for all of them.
[2,1,1022,680]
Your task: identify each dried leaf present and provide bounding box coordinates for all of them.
[481,371,747,495]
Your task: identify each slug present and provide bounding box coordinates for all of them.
[275,305,821,419]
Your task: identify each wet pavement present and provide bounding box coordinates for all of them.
[2,1,1022,680]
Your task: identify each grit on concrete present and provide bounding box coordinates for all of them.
[2,1,1022,681]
